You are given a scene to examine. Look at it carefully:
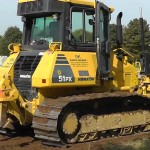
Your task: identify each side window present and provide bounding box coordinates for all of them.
[85,11,94,42]
[71,7,95,43]
[72,11,83,42]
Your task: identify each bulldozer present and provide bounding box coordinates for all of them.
[0,0,150,147]
[135,16,150,97]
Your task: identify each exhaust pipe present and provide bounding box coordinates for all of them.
[116,12,123,48]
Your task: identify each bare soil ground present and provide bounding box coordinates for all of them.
[0,132,150,150]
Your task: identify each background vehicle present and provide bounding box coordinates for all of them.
[0,0,150,147]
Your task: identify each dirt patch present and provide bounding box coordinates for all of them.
[0,132,150,150]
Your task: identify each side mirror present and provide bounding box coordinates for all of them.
[21,16,26,22]
[116,12,123,48]
[89,19,95,25]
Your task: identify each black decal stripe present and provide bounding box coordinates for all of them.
[79,70,89,76]
[57,54,65,56]
[56,54,69,64]
[57,57,67,59]
[56,61,69,64]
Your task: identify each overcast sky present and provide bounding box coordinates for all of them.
[0,0,149,35]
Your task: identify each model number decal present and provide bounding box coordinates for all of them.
[52,65,75,83]
[59,76,72,82]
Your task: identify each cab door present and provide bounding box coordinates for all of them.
[95,2,111,79]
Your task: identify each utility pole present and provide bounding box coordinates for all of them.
[140,7,145,52]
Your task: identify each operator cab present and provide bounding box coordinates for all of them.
[18,0,111,53]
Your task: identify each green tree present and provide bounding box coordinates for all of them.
[0,35,2,47]
[0,26,22,55]
[72,29,93,42]
[109,24,117,50]
[123,18,150,56]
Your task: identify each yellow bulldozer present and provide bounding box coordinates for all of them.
[0,0,150,147]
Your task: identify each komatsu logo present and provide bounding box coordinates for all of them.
[20,74,31,79]
[78,77,94,81]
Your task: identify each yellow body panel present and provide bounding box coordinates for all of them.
[59,0,95,7]
[32,50,138,92]
[18,0,94,6]
[59,0,114,12]
[0,53,20,102]
[98,51,138,91]
[18,0,35,3]
[0,53,19,77]
[32,51,97,88]
[19,0,95,7]
[0,52,27,125]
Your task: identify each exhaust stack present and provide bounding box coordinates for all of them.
[116,12,123,48]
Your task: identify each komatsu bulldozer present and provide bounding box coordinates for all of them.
[1,0,150,147]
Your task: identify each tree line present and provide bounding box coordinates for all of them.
[110,18,150,56]
[0,26,22,56]
[0,18,150,56]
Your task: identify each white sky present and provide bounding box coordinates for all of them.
[104,0,150,25]
[0,0,149,35]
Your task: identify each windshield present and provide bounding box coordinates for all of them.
[29,16,60,46]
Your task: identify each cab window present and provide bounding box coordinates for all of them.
[71,7,95,43]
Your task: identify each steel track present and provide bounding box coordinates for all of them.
[32,91,150,147]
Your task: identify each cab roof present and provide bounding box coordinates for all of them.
[18,0,114,13]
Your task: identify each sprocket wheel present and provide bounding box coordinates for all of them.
[62,113,78,135]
